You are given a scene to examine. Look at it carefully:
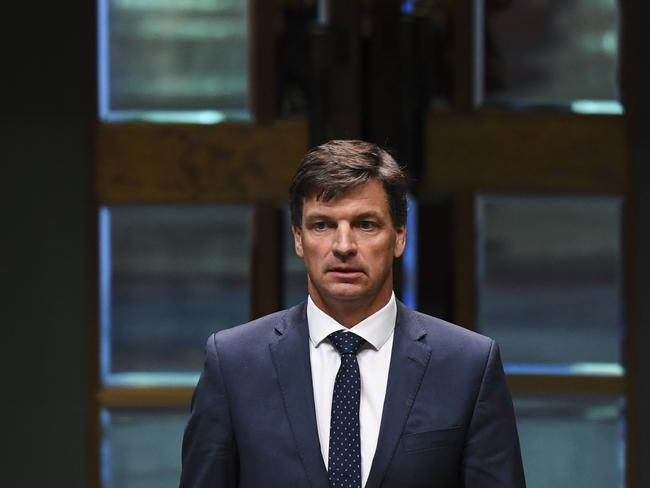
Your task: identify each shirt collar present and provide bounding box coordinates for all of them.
[307,292,397,351]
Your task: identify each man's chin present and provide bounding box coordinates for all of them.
[322,283,368,301]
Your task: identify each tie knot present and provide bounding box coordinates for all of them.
[328,331,365,356]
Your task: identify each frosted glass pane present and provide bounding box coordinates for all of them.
[485,0,620,108]
[102,409,185,488]
[100,205,252,382]
[515,395,624,488]
[477,195,623,367]
[100,0,249,121]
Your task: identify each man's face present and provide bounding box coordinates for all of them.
[292,179,406,316]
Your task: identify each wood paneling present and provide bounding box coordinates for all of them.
[453,0,482,111]
[250,0,278,124]
[252,204,283,318]
[325,0,361,140]
[95,376,624,409]
[97,119,309,203]
[508,374,625,396]
[424,112,626,193]
[451,192,476,329]
[98,387,194,408]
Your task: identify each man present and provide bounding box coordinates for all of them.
[180,140,526,488]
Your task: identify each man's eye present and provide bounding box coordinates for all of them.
[313,222,328,230]
[359,221,377,230]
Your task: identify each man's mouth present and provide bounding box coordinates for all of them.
[327,267,364,278]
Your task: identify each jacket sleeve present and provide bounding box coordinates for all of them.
[461,340,526,488]
[180,334,239,488]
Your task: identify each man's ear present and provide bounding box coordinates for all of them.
[394,225,406,258]
[291,224,304,258]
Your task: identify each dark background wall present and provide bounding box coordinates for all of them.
[3,4,93,487]
[630,2,650,486]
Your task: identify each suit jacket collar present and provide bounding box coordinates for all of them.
[366,302,431,488]
[269,302,329,488]
[270,300,431,488]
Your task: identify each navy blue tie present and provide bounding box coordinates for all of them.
[327,331,366,488]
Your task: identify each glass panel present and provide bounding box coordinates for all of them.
[100,205,252,384]
[283,207,307,308]
[514,395,624,488]
[485,0,620,110]
[477,195,623,369]
[102,409,185,488]
[99,0,249,122]
[401,196,418,308]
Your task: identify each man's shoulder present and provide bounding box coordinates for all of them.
[209,301,306,349]
[397,302,494,353]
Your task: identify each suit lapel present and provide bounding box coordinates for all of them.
[365,303,432,488]
[269,303,329,488]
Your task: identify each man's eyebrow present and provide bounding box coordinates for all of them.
[355,211,383,220]
[304,211,384,221]
[303,212,334,222]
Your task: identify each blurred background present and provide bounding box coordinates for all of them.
[4,0,650,486]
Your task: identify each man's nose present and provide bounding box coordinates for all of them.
[332,224,357,257]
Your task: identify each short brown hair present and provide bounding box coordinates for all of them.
[289,140,408,228]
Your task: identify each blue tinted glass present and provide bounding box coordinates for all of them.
[100,205,252,385]
[477,195,623,369]
[485,0,620,111]
[400,196,418,308]
[102,409,185,488]
[99,0,250,122]
[514,395,624,488]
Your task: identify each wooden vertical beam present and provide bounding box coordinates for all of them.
[325,0,362,139]
[251,204,284,318]
[453,0,483,111]
[367,0,402,144]
[452,192,477,330]
[416,197,454,320]
[250,0,278,124]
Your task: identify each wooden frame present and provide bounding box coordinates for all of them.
[252,204,284,318]
[91,1,635,487]
[98,387,194,408]
[96,119,308,203]
[92,120,309,488]
[439,0,632,486]
[453,0,483,110]
[91,2,307,476]
[93,374,625,412]
[507,375,624,396]
[250,0,278,124]
[424,112,625,194]
[91,1,314,484]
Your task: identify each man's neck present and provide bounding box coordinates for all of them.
[308,291,394,328]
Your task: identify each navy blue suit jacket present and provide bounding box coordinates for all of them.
[180,301,526,487]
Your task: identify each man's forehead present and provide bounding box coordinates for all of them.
[301,182,392,222]
[304,181,388,208]
[303,206,383,220]
[307,179,386,201]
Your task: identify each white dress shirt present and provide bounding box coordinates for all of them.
[307,293,396,488]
